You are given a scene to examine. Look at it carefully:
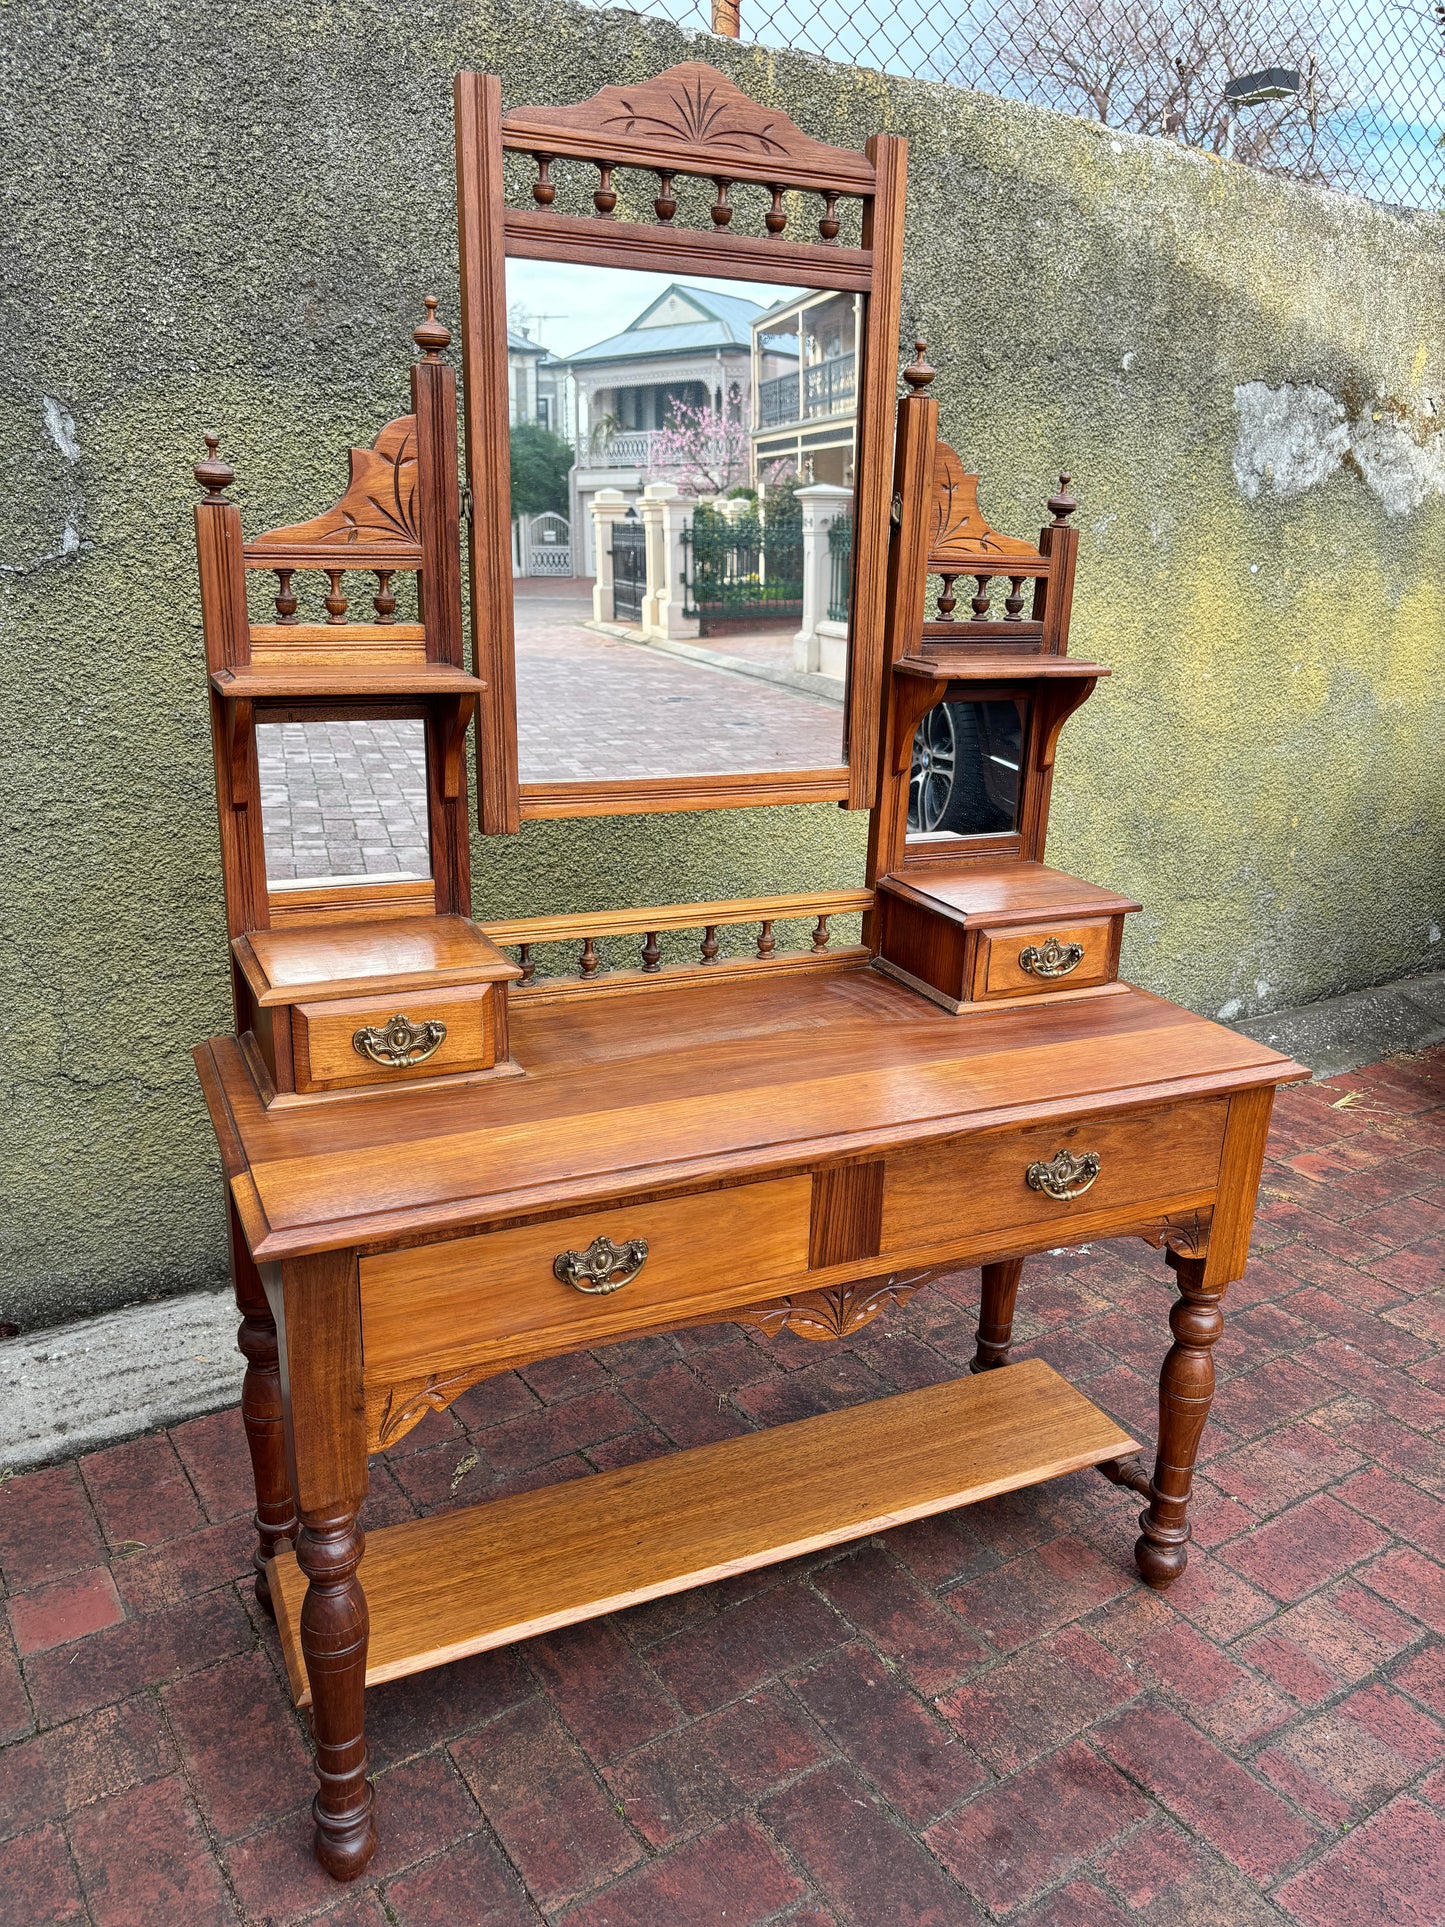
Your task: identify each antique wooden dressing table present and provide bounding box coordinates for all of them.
[190,63,1306,1880]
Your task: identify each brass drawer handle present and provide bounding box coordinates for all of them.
[1027,1149,1101,1201]
[352,1014,448,1068]
[1019,936,1085,979]
[554,1235,649,1295]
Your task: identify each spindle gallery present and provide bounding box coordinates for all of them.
[188,62,1305,1879]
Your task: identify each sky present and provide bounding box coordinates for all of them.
[506,261,807,358]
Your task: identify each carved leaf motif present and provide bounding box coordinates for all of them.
[928,442,1042,567]
[1138,1209,1212,1257]
[375,1365,483,1447]
[502,63,875,186]
[603,70,792,154]
[246,416,421,556]
[734,1270,936,1343]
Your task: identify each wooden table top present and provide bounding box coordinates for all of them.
[196,966,1306,1261]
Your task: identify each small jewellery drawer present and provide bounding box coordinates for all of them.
[972,919,1115,1000]
[880,1098,1227,1255]
[292,984,498,1094]
[359,1174,813,1384]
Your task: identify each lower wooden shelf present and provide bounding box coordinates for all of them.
[270,1359,1136,1706]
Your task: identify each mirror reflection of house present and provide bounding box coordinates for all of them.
[557,283,766,575]
[751,290,861,487]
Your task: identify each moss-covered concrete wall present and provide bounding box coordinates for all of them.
[3,0,1441,1328]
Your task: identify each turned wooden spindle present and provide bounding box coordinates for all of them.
[1004,575,1026,620]
[579,936,600,977]
[194,431,233,498]
[700,925,720,964]
[531,153,556,206]
[324,571,348,624]
[1135,1254,1225,1589]
[296,1508,375,1880]
[710,178,733,227]
[937,574,958,620]
[1049,473,1078,524]
[970,1259,1024,1373]
[756,920,776,959]
[764,185,787,236]
[811,915,831,953]
[971,574,992,621]
[594,165,617,217]
[818,190,840,243]
[372,570,396,624]
[273,568,299,624]
[640,931,662,972]
[517,943,535,985]
[654,170,677,223]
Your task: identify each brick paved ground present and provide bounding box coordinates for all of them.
[1,1047,1441,1925]
[514,591,841,782]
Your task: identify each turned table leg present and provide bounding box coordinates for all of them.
[298,1503,375,1879]
[229,1201,297,1617]
[1135,1253,1224,1589]
[269,1249,377,1880]
[971,1258,1024,1373]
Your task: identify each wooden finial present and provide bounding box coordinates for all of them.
[413,296,450,359]
[1048,473,1077,523]
[902,341,935,391]
[194,432,233,498]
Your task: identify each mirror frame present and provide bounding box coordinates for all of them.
[454,63,906,829]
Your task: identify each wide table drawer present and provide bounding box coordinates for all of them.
[881,1098,1228,1254]
[293,984,499,1093]
[972,919,1115,1000]
[360,1174,813,1384]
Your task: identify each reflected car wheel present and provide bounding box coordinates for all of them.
[908,703,992,833]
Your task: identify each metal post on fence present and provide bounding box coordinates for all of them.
[712,0,740,38]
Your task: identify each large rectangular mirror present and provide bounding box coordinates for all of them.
[457,63,907,825]
[505,261,861,788]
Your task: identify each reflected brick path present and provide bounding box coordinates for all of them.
[0,1049,1442,1923]
[514,594,841,783]
[258,720,430,883]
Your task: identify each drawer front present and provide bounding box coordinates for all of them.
[973,919,1114,1000]
[881,1099,1227,1255]
[360,1175,813,1383]
[293,984,496,1093]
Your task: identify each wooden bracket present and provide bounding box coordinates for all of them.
[891,675,945,774]
[1037,678,1097,770]
[441,696,476,800]
[226,697,253,807]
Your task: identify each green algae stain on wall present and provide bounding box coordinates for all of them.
[1,0,1441,1326]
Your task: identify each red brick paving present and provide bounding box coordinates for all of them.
[0,1044,1441,1922]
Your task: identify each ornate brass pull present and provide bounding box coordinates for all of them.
[554,1235,649,1295]
[352,1013,448,1068]
[1018,936,1085,979]
[1026,1149,1101,1201]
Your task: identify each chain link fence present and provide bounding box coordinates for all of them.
[591,0,1445,210]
